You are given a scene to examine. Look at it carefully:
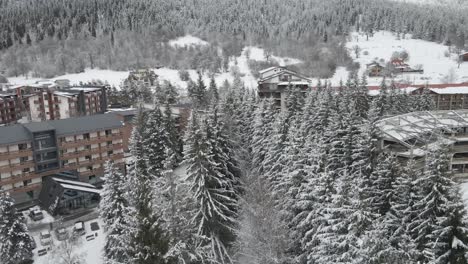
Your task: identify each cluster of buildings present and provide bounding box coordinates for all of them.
[366,58,424,77]
[256,65,468,180]
[257,66,468,111]
[0,84,107,125]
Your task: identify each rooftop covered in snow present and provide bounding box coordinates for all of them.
[376,110,468,145]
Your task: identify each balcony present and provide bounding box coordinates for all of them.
[59,133,123,148]
[0,149,33,159]
[0,172,38,186]
[0,160,35,173]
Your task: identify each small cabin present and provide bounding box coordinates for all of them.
[461,52,468,62]
[366,62,385,77]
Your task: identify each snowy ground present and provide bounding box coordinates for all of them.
[343,31,468,86]
[32,218,105,264]
[6,35,303,92]
[169,35,209,48]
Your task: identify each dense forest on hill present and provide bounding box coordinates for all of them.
[0,0,467,79]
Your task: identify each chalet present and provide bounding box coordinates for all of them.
[390,58,423,74]
[460,52,468,62]
[257,66,312,108]
[366,62,385,77]
[391,59,411,72]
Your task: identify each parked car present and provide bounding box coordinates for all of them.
[55,227,68,241]
[73,221,85,236]
[37,249,47,256]
[39,231,52,246]
[28,209,44,221]
[29,235,37,249]
[90,221,100,232]
[85,234,95,241]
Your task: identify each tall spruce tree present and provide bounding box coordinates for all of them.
[0,192,34,264]
[184,113,236,263]
[411,145,468,263]
[100,162,133,264]
[127,108,170,264]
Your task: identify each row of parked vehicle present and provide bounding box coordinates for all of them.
[35,220,100,257]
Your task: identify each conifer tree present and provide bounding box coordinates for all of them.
[100,162,133,264]
[127,109,170,264]
[0,192,34,264]
[208,76,219,104]
[143,104,167,177]
[184,113,236,262]
[411,145,468,263]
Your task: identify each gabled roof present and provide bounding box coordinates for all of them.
[0,113,123,146]
[259,66,282,74]
[258,67,312,83]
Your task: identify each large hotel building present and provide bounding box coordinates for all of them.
[0,113,125,203]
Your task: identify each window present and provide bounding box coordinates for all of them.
[20,156,28,163]
[105,129,112,136]
[18,143,27,150]
[85,155,92,160]
[22,168,30,173]
[23,179,32,186]
[107,141,112,146]
[83,133,90,140]
[61,160,68,167]
[107,150,113,156]
[87,166,93,171]
[85,145,91,150]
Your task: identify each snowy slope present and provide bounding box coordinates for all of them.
[168,35,209,48]
[342,31,468,86]
[391,0,468,6]
[6,37,302,91]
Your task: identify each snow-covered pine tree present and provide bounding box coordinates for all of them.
[163,102,183,163]
[363,152,398,216]
[208,76,219,104]
[194,71,207,108]
[0,192,34,264]
[251,99,278,176]
[207,107,242,200]
[184,112,236,263]
[100,161,133,264]
[411,145,468,263]
[127,109,170,264]
[143,104,167,177]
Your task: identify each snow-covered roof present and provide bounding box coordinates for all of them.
[60,183,101,194]
[377,110,468,143]
[259,67,280,74]
[278,81,311,86]
[69,87,102,92]
[429,87,468,94]
[52,177,96,188]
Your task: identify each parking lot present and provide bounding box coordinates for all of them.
[19,207,105,264]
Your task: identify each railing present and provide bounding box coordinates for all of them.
[60,133,123,148]
[0,160,35,173]
[0,149,33,159]
[0,153,124,191]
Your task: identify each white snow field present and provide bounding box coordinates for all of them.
[343,31,468,86]
[32,218,105,264]
[391,0,468,7]
[168,35,209,48]
[7,36,304,91]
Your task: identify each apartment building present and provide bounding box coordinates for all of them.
[0,113,125,203]
[27,87,108,122]
[0,91,22,125]
[257,66,312,108]
[376,110,468,180]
